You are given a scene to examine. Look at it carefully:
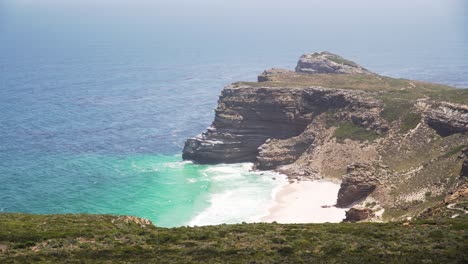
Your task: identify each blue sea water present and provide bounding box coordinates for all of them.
[0,1,467,227]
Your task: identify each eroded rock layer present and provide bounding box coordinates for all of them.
[183,85,384,164]
[183,86,313,163]
[424,102,468,136]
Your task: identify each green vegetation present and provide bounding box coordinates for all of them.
[235,73,468,104]
[0,213,467,263]
[441,145,466,158]
[380,98,414,123]
[400,112,422,133]
[333,121,380,142]
[324,54,360,68]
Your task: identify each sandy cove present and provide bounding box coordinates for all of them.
[262,180,346,224]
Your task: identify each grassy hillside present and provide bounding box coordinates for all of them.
[0,213,467,263]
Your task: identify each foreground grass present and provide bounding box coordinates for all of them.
[0,213,467,263]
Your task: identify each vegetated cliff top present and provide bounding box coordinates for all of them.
[234,51,467,104]
[0,213,467,263]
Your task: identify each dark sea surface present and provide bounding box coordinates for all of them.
[0,1,466,226]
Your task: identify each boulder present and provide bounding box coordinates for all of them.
[295,51,371,74]
[343,208,375,222]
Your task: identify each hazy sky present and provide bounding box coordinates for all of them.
[1,0,467,70]
[2,0,466,27]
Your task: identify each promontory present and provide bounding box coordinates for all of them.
[183,51,468,221]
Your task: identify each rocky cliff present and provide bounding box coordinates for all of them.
[183,52,468,221]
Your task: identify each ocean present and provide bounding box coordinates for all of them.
[0,1,466,227]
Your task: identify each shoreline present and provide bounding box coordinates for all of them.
[184,163,346,226]
[262,179,346,224]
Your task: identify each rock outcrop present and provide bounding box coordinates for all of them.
[336,164,378,207]
[444,183,468,205]
[254,125,315,170]
[343,208,375,222]
[295,51,371,74]
[112,216,153,228]
[424,102,468,136]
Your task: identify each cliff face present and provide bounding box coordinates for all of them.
[183,84,385,164]
[183,52,468,221]
[182,86,313,163]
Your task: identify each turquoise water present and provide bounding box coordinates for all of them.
[0,1,466,227]
[0,152,285,227]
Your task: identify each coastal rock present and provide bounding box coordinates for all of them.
[343,208,375,222]
[462,160,468,178]
[183,85,382,164]
[295,51,371,74]
[254,128,314,170]
[336,163,378,208]
[424,102,468,136]
[182,85,313,164]
[113,216,153,227]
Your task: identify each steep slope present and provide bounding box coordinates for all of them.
[183,52,468,221]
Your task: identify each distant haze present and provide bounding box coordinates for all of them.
[1,0,466,52]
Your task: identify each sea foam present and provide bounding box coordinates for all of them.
[188,163,287,226]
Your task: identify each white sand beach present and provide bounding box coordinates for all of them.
[262,180,346,224]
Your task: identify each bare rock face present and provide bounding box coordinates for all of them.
[182,85,313,164]
[343,208,375,222]
[336,163,378,208]
[255,129,314,170]
[425,102,468,136]
[295,51,371,74]
[183,85,382,164]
